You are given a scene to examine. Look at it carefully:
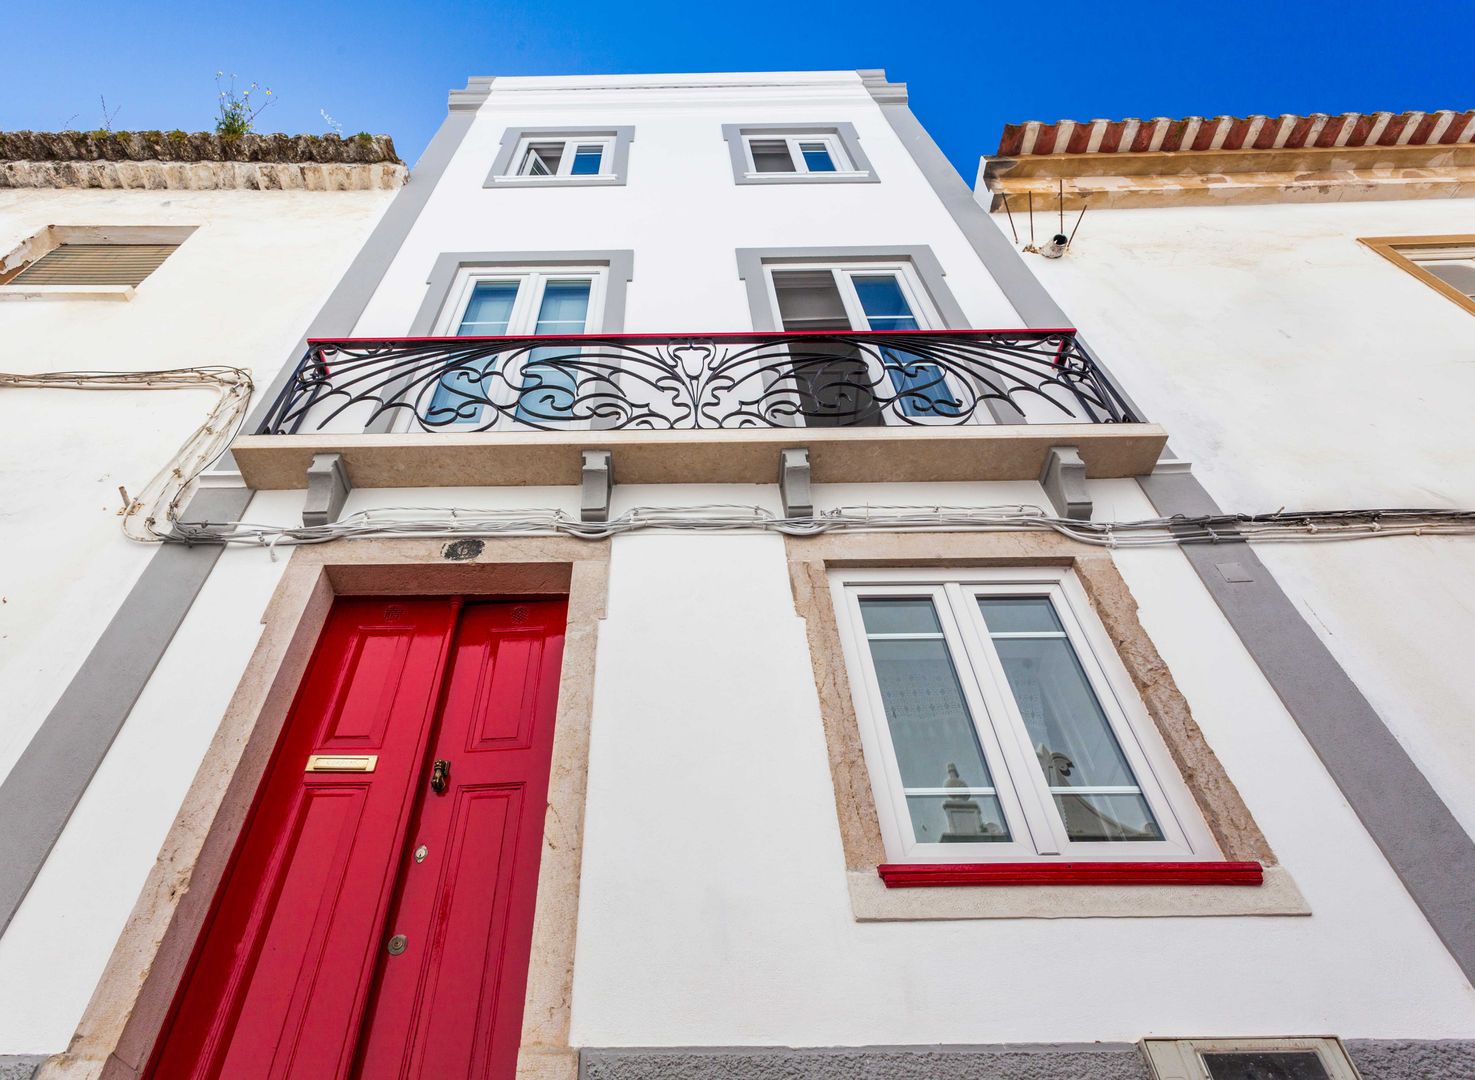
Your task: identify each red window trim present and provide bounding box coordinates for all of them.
[876,861,1264,888]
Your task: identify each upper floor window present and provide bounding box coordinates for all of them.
[0,225,195,299]
[745,133,850,175]
[1360,235,1475,318]
[764,260,958,425]
[722,123,878,185]
[515,137,613,179]
[485,127,634,188]
[832,568,1217,862]
[425,265,606,427]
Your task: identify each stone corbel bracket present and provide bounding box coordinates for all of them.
[303,452,352,527]
[779,447,813,518]
[581,449,613,523]
[1039,444,1091,520]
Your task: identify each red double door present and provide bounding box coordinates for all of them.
[150,596,567,1079]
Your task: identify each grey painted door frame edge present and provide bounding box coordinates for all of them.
[0,78,495,938]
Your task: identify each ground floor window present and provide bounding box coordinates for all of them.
[831,567,1218,862]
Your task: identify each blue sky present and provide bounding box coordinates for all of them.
[5,0,1473,176]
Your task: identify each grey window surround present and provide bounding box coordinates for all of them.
[407,249,636,336]
[484,126,635,188]
[734,244,1020,426]
[722,123,878,185]
[734,245,966,330]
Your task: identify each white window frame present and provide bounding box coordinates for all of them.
[503,136,617,181]
[830,567,1220,863]
[1141,1037,1360,1080]
[410,264,609,430]
[742,132,861,178]
[762,261,972,427]
[1406,243,1475,297]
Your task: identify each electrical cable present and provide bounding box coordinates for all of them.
[0,366,254,541]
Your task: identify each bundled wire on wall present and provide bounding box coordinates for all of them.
[6,366,1471,553]
[0,366,254,542]
[177,503,1475,559]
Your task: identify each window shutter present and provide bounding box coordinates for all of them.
[10,244,177,286]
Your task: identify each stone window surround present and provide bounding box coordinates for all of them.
[784,530,1309,920]
[721,122,879,185]
[39,537,609,1080]
[0,224,197,302]
[1359,234,1475,319]
[484,126,636,188]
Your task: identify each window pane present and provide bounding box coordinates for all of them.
[906,793,1010,844]
[517,280,593,423]
[432,281,520,422]
[852,275,920,329]
[570,145,604,176]
[522,143,563,175]
[534,280,592,333]
[978,597,1064,634]
[860,597,942,635]
[1422,260,1475,299]
[850,274,960,418]
[985,601,1162,842]
[1051,793,1160,843]
[456,281,518,336]
[863,622,1010,844]
[750,139,794,173]
[773,271,850,329]
[799,142,837,172]
[1202,1051,1332,1080]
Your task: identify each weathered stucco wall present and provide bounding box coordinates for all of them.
[0,186,394,788]
[979,194,1475,840]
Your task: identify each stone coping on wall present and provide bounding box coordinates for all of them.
[230,424,1169,489]
[0,132,407,190]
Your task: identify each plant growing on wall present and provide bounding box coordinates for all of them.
[214,72,273,138]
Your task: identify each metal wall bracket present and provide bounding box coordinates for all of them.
[303,452,352,527]
[1039,445,1092,520]
[779,447,813,518]
[581,449,613,523]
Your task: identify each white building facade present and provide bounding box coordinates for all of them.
[1,77,1472,1080]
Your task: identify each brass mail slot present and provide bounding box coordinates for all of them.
[305,754,378,773]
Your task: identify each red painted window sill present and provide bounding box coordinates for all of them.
[876,861,1264,888]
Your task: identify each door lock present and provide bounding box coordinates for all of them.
[430,759,451,793]
[387,934,408,956]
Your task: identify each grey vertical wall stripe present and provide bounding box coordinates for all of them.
[860,67,1475,983]
[0,79,495,938]
[0,488,251,937]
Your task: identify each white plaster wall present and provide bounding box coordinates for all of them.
[568,479,1475,1049]
[0,187,394,782]
[979,195,1475,838]
[353,72,1021,341]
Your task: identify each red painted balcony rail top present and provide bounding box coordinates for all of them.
[877,861,1265,888]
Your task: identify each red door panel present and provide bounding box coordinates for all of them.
[150,599,460,1080]
[148,597,567,1080]
[356,600,567,1080]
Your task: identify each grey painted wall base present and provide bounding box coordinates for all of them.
[580,1044,1147,1080]
[1349,1039,1475,1079]
[1140,470,1475,984]
[0,486,252,936]
[0,1057,43,1080]
[579,1042,1475,1080]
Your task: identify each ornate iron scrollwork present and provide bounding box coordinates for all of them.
[257,330,1139,435]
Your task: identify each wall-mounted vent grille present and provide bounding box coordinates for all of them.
[9,244,177,286]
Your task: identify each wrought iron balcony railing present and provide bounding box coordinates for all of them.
[255,329,1140,435]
